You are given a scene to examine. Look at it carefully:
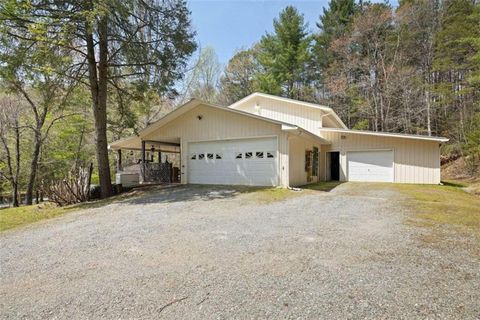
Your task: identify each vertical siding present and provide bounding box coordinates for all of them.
[278,131,289,187]
[143,104,289,186]
[288,135,321,186]
[233,96,324,136]
[320,131,441,184]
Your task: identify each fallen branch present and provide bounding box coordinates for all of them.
[158,296,188,314]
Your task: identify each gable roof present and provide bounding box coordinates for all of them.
[110,98,331,149]
[139,98,298,137]
[228,92,348,129]
[319,128,449,142]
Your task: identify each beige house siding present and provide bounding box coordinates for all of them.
[143,104,290,186]
[288,135,321,186]
[320,131,441,184]
[232,96,325,136]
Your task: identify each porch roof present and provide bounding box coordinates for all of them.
[108,136,180,153]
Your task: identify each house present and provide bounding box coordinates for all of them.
[109,92,449,187]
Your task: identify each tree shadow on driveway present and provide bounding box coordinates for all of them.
[118,184,271,206]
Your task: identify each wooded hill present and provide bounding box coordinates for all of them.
[0,0,479,206]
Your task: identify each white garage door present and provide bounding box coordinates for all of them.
[188,137,278,186]
[347,150,394,182]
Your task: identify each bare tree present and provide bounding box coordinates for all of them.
[0,96,23,207]
[177,46,222,104]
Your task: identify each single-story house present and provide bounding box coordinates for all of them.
[109,92,449,187]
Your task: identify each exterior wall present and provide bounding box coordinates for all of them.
[320,131,441,184]
[143,104,290,187]
[232,96,325,136]
[288,135,321,187]
[319,149,328,182]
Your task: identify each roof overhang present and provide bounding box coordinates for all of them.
[282,126,331,145]
[319,128,449,142]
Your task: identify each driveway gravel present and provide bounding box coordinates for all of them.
[1,183,479,319]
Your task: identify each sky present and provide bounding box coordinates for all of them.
[187,0,398,65]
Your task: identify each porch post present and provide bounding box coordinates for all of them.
[141,140,146,182]
[158,151,162,163]
[116,149,122,171]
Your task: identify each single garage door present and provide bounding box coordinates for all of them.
[347,150,394,182]
[188,137,278,186]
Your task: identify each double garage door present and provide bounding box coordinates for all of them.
[188,137,278,186]
[347,150,394,183]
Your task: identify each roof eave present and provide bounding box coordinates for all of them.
[319,128,449,142]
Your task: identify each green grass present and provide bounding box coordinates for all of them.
[394,183,480,231]
[248,187,296,203]
[0,188,149,232]
[0,204,71,232]
[443,178,480,195]
[301,181,344,192]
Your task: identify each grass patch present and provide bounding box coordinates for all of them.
[394,183,480,232]
[443,178,480,196]
[301,181,344,192]
[0,187,152,232]
[249,187,296,204]
[0,204,71,232]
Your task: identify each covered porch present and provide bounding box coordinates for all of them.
[109,136,181,186]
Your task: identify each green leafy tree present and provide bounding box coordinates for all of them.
[256,6,312,100]
[0,32,77,205]
[1,0,197,198]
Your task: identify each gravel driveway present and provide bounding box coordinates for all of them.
[1,183,479,319]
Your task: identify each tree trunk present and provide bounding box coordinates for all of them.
[425,88,432,136]
[13,123,20,207]
[25,132,41,205]
[85,15,113,199]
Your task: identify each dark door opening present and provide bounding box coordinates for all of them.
[330,152,340,181]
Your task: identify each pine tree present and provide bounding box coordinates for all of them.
[312,0,357,91]
[255,6,312,100]
[433,0,479,141]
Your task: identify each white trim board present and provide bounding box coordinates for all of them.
[319,128,448,142]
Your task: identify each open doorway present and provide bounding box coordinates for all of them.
[326,151,340,181]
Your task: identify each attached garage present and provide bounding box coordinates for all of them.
[110,95,448,188]
[188,137,278,186]
[347,150,394,183]
[320,128,447,184]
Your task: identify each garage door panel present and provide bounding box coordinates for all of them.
[347,151,394,183]
[188,138,278,186]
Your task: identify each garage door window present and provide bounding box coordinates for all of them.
[207,153,214,159]
[191,154,197,160]
[256,152,264,158]
[198,154,205,160]
[267,152,275,158]
[216,153,222,159]
[245,152,253,159]
[235,152,243,159]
